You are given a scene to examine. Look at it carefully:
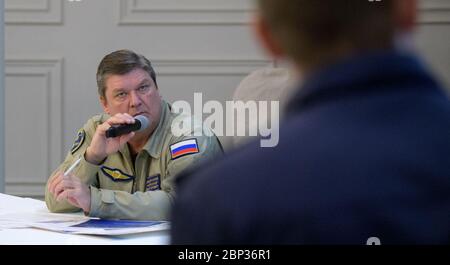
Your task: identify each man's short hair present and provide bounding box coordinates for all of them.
[258,0,395,67]
[96,49,157,98]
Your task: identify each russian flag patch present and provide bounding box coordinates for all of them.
[170,139,199,160]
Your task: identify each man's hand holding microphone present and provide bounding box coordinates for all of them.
[48,113,150,213]
[86,113,149,165]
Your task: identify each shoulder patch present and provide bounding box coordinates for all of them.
[101,166,135,182]
[70,129,85,154]
[170,139,199,160]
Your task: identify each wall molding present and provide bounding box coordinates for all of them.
[5,182,46,199]
[419,0,449,24]
[118,0,253,25]
[5,0,62,25]
[152,59,273,76]
[5,58,63,193]
[5,0,447,25]
[118,0,450,25]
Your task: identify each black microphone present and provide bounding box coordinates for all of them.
[105,115,150,138]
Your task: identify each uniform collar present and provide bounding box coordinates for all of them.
[286,49,442,115]
[143,100,171,159]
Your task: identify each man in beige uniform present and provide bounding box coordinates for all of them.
[45,50,223,220]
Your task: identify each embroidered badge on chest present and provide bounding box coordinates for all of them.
[170,139,199,160]
[101,166,135,182]
[146,174,161,191]
[70,129,85,154]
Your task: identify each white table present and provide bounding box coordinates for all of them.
[0,193,170,245]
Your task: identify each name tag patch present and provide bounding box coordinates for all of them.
[146,174,161,191]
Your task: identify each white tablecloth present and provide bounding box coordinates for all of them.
[0,193,170,245]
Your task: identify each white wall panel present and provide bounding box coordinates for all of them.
[5,59,63,198]
[119,0,253,25]
[5,0,62,25]
[419,0,450,24]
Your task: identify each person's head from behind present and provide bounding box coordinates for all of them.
[255,0,417,74]
[97,49,162,136]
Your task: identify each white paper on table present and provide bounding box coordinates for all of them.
[0,193,170,235]
[27,219,170,236]
[0,194,46,214]
[0,211,89,229]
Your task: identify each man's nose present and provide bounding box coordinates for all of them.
[130,91,142,107]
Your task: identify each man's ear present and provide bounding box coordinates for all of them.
[100,96,109,114]
[394,0,417,32]
[253,13,284,59]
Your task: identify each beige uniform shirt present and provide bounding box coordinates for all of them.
[45,100,223,220]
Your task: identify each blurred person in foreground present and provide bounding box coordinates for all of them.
[171,0,450,244]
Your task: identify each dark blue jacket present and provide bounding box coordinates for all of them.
[171,51,450,244]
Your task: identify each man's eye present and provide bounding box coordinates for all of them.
[138,85,150,91]
[116,92,127,98]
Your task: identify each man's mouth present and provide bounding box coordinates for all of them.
[133,112,147,117]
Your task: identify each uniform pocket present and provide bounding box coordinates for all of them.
[100,190,115,204]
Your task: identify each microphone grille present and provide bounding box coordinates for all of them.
[135,115,150,132]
